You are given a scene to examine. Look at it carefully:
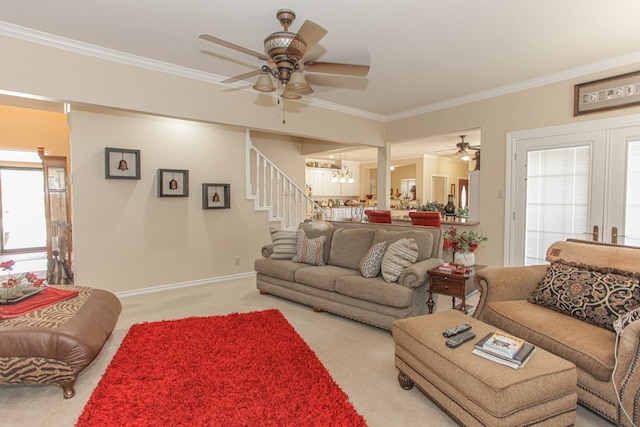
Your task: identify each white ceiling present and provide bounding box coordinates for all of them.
[1,1,639,161]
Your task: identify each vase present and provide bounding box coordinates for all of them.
[454,251,475,267]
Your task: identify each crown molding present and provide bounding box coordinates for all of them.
[0,21,384,122]
[387,51,640,122]
[3,21,639,124]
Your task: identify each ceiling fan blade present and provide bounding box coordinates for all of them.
[222,69,262,84]
[199,34,269,61]
[304,61,370,77]
[287,20,327,55]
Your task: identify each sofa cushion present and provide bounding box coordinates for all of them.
[372,229,434,262]
[335,276,413,308]
[269,228,297,260]
[291,230,327,266]
[381,238,419,283]
[295,265,360,292]
[298,221,336,263]
[528,261,640,331]
[359,242,387,278]
[254,258,309,282]
[481,299,615,382]
[328,228,376,270]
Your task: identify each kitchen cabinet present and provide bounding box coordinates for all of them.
[305,163,359,197]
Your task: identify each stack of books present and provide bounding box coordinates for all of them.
[472,331,536,369]
[437,264,473,275]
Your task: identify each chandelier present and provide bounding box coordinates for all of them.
[331,153,355,184]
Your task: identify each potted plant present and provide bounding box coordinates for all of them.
[443,227,487,266]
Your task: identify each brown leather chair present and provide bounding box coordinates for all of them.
[408,211,441,227]
[364,209,392,224]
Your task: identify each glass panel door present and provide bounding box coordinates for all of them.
[609,126,640,246]
[511,130,607,266]
[0,168,46,252]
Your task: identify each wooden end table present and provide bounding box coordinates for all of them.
[427,265,485,314]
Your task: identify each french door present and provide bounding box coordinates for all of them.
[506,115,640,266]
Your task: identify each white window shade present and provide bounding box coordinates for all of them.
[525,146,590,265]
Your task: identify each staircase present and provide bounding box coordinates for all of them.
[246,131,324,229]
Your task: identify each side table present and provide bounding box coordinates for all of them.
[427,265,486,314]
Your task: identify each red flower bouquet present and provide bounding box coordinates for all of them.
[443,227,487,253]
[0,260,46,302]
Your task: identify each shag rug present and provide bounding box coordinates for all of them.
[76,309,366,426]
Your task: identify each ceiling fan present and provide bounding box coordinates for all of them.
[199,8,370,101]
[436,135,481,161]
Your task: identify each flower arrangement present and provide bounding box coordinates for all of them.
[443,227,487,253]
[0,260,46,302]
[419,201,445,213]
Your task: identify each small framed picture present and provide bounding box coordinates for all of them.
[158,169,189,197]
[105,147,140,179]
[202,183,230,209]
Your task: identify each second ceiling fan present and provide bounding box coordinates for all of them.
[199,8,370,100]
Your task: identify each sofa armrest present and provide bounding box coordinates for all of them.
[399,258,444,289]
[615,319,640,422]
[473,265,548,319]
[262,244,274,258]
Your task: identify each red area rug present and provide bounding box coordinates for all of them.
[77,309,366,427]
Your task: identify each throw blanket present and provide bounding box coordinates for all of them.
[0,287,79,319]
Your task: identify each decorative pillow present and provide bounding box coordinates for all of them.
[298,222,336,263]
[381,238,419,283]
[528,262,640,331]
[359,242,387,278]
[291,229,327,266]
[269,228,297,260]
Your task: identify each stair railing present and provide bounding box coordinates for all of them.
[246,131,325,228]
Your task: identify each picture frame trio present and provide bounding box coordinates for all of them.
[104,147,230,209]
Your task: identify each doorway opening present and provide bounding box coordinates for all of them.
[0,167,47,274]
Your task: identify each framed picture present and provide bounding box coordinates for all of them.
[105,147,140,179]
[158,169,189,197]
[202,183,230,209]
[574,71,640,116]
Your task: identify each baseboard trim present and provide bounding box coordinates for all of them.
[115,271,257,298]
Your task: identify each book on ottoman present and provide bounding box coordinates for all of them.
[473,332,536,369]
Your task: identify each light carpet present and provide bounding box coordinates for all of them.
[0,276,611,426]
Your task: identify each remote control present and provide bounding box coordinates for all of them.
[443,323,472,338]
[446,331,476,348]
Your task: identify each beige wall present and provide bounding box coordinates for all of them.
[69,108,295,293]
[2,34,640,290]
[386,63,640,267]
[0,105,69,158]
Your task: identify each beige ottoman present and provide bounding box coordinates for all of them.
[393,310,577,426]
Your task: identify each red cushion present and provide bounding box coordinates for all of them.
[365,210,392,224]
[408,211,441,227]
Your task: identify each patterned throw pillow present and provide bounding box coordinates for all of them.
[359,242,387,278]
[291,229,327,266]
[269,228,297,260]
[380,238,419,283]
[528,262,640,331]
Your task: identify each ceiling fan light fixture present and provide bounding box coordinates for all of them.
[288,70,309,90]
[253,72,276,92]
[281,89,302,99]
[458,149,470,161]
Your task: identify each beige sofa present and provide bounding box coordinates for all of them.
[255,220,444,330]
[474,240,640,426]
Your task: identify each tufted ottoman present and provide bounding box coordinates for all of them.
[0,286,121,398]
[393,310,577,426]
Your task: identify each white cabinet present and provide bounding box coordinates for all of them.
[305,162,360,197]
[306,168,338,196]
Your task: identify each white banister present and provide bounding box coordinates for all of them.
[245,131,324,228]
